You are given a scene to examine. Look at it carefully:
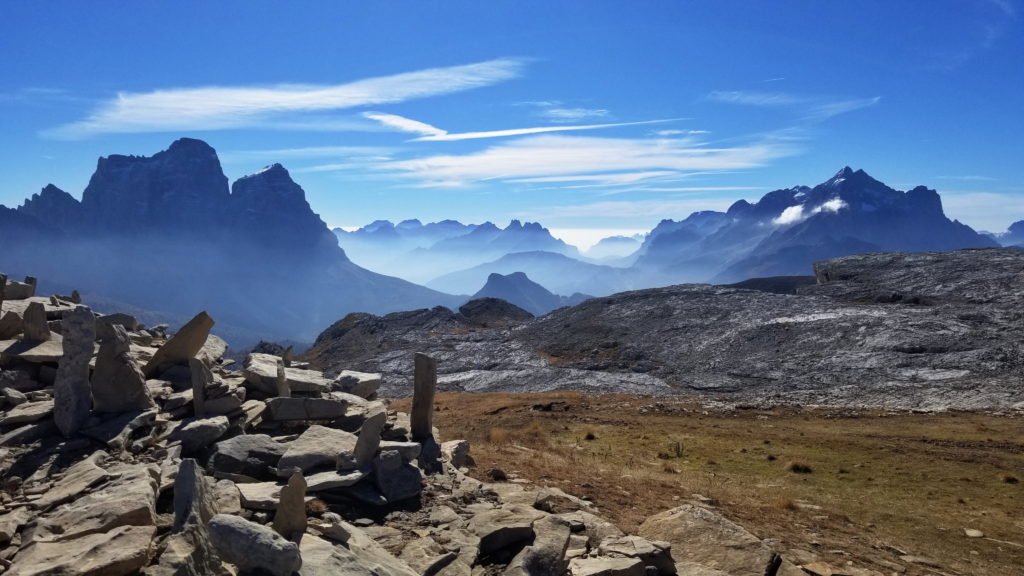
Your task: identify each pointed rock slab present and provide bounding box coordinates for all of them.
[188,356,212,416]
[278,425,357,475]
[208,514,302,576]
[53,305,96,437]
[174,459,217,531]
[273,471,307,541]
[411,352,437,441]
[0,311,23,339]
[22,301,50,342]
[92,324,155,413]
[353,403,387,469]
[142,311,214,378]
[638,504,779,576]
[6,525,157,576]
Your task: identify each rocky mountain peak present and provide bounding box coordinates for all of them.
[17,184,81,230]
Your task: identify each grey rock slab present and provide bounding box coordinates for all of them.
[555,511,624,548]
[379,440,422,464]
[212,479,242,515]
[1,386,29,406]
[411,352,436,441]
[568,556,645,576]
[173,459,216,530]
[91,324,155,413]
[0,507,31,544]
[0,311,23,340]
[52,305,96,437]
[469,505,547,555]
[188,356,212,416]
[207,513,301,576]
[236,482,313,511]
[33,450,111,511]
[441,439,471,468]
[27,463,159,544]
[243,352,332,395]
[299,532,419,576]
[278,424,357,474]
[266,396,349,421]
[142,311,215,378]
[167,415,229,455]
[144,522,229,576]
[21,302,50,342]
[353,404,387,468]
[80,410,157,452]
[0,419,57,446]
[200,334,228,362]
[305,469,366,491]
[333,370,381,399]
[638,504,777,576]
[272,471,307,541]
[597,535,675,575]
[0,400,53,427]
[0,337,67,363]
[399,536,458,576]
[207,433,287,480]
[6,525,157,576]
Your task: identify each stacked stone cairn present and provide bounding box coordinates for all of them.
[0,273,821,576]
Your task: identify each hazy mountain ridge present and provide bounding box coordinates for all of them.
[470,271,590,316]
[0,138,461,344]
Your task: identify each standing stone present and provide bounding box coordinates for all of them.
[282,346,293,367]
[174,459,217,530]
[275,359,290,398]
[142,311,215,377]
[0,312,23,340]
[411,353,436,441]
[53,305,95,437]
[353,404,387,469]
[272,471,307,541]
[22,301,50,342]
[189,356,213,416]
[0,272,6,310]
[92,324,155,413]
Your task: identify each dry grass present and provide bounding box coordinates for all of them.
[391,392,1024,576]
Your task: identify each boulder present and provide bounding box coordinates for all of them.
[207,514,302,576]
[207,434,287,480]
[52,305,96,437]
[0,311,23,339]
[505,515,572,576]
[167,415,229,455]
[200,334,228,362]
[469,505,547,555]
[92,324,155,413]
[278,424,357,474]
[373,449,423,503]
[638,505,779,576]
[142,311,214,377]
[243,353,331,395]
[333,370,381,399]
[442,439,472,468]
[597,535,676,575]
[22,301,50,341]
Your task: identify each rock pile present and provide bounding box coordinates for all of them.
[0,274,832,576]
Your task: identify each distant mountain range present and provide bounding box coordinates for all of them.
[2,138,1017,345]
[1,138,460,344]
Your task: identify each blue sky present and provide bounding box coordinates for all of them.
[2,1,1022,247]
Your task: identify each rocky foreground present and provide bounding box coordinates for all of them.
[0,273,860,575]
[308,248,1024,411]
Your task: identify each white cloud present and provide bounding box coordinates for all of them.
[541,107,611,123]
[361,112,677,142]
[708,91,804,106]
[531,198,737,221]
[773,205,805,225]
[815,197,848,213]
[547,228,649,250]
[45,58,526,139]
[708,90,880,121]
[376,133,798,187]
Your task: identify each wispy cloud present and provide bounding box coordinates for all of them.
[708,90,880,121]
[540,107,611,123]
[362,112,678,142]
[530,198,738,221]
[44,58,526,139]
[371,133,798,187]
[936,174,998,181]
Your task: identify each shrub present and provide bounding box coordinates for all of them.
[1001,473,1019,484]
[487,427,511,444]
[787,460,813,474]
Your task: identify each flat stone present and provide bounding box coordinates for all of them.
[555,511,624,548]
[237,482,285,511]
[638,504,778,576]
[27,463,159,544]
[964,527,984,538]
[0,507,31,544]
[333,370,381,399]
[597,535,675,575]
[0,337,65,363]
[142,312,214,377]
[400,536,458,576]
[208,514,302,576]
[380,440,422,464]
[306,469,366,491]
[278,424,357,474]
[0,419,57,446]
[266,397,349,421]
[33,450,111,511]
[6,525,157,576]
[0,400,53,427]
[213,479,242,516]
[167,415,229,455]
[568,556,645,576]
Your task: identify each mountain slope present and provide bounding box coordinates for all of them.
[469,271,588,316]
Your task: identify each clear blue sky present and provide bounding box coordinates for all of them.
[2,1,1022,246]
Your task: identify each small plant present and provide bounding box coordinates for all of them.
[773,498,797,510]
[584,428,597,441]
[661,461,679,474]
[524,420,547,441]
[787,460,813,474]
[766,454,777,462]
[1001,473,1019,484]
[487,427,510,444]
[305,498,329,516]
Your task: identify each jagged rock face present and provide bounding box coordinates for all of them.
[17,184,82,231]
[308,248,1024,410]
[229,163,339,257]
[80,138,230,234]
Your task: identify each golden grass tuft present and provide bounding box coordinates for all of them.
[487,427,511,444]
[305,498,329,516]
[773,498,798,511]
